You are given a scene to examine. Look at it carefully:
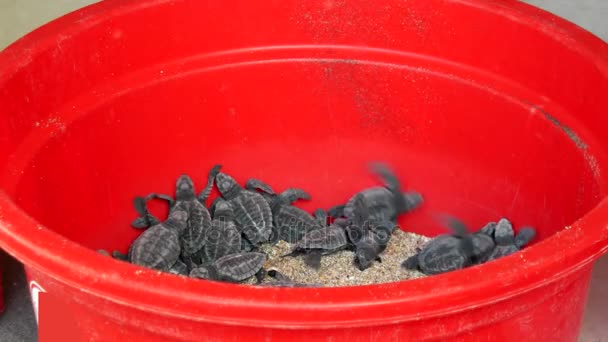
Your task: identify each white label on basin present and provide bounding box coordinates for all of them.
[29,280,46,325]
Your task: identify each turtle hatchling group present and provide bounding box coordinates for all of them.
[99,162,537,286]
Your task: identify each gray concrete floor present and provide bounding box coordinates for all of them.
[0,1,607,341]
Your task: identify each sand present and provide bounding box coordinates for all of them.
[252,229,431,287]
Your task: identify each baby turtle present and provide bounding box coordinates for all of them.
[128,200,189,272]
[328,162,423,226]
[402,216,477,275]
[202,199,242,263]
[265,187,325,243]
[283,216,351,269]
[346,194,396,271]
[189,252,267,283]
[485,218,536,261]
[215,170,273,246]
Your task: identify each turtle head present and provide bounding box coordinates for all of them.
[213,199,234,221]
[175,174,195,201]
[215,172,240,198]
[494,218,515,246]
[354,244,379,271]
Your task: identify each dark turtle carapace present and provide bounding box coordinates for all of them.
[215,171,273,246]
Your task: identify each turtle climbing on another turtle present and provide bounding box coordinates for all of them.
[402,215,481,275]
[144,166,220,268]
[328,162,423,226]
[201,198,242,264]
[215,170,274,247]
[249,183,324,243]
[485,218,536,262]
[189,252,267,283]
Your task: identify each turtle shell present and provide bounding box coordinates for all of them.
[230,190,273,245]
[344,187,396,223]
[295,225,349,252]
[203,216,242,262]
[129,224,181,271]
[212,252,268,283]
[417,235,471,275]
[179,200,212,257]
[514,227,536,249]
[274,205,322,243]
[471,233,496,264]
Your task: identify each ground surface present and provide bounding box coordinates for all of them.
[1,1,607,341]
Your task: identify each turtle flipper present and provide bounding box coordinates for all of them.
[267,269,292,283]
[328,204,346,218]
[401,255,419,270]
[245,178,275,195]
[199,164,222,203]
[303,252,322,270]
[149,193,176,209]
[182,256,197,271]
[435,213,470,237]
[112,250,129,261]
[369,162,401,192]
[514,227,536,249]
[131,217,150,229]
[399,191,424,213]
[277,188,311,205]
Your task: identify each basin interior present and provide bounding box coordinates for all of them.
[2,55,604,256]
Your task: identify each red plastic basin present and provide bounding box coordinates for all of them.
[1,0,608,340]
